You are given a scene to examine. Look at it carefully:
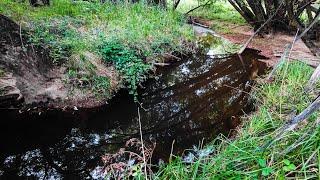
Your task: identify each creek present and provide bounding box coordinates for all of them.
[0,49,268,179]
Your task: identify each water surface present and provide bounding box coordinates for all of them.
[0,49,268,179]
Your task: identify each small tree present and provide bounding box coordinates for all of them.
[228,0,320,33]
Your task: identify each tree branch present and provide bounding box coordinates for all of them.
[184,0,212,15]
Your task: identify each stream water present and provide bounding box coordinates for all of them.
[0,49,267,179]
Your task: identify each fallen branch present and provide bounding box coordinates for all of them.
[153,62,170,66]
[137,107,148,180]
[284,95,320,131]
[262,95,320,149]
[306,64,320,92]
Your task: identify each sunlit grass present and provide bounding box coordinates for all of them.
[175,0,245,24]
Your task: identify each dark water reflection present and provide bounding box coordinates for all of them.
[0,49,268,179]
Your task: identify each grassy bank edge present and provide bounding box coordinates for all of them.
[0,0,196,100]
[155,61,320,179]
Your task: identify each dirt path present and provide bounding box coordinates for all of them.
[195,18,320,67]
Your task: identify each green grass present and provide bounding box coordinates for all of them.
[174,0,245,34]
[156,61,320,179]
[193,2,244,24]
[176,0,245,24]
[0,0,195,98]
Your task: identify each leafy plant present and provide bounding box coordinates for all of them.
[99,41,151,99]
[258,158,273,177]
[282,159,296,172]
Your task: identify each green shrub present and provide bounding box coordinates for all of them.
[100,41,151,98]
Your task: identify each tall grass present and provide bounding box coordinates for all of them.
[156,61,320,179]
[0,0,194,54]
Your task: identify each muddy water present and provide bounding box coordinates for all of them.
[0,49,267,179]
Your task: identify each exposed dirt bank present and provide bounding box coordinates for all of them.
[194,18,320,68]
[0,15,118,109]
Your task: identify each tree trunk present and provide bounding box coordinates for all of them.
[228,0,320,33]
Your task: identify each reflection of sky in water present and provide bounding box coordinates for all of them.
[180,64,191,75]
[195,88,207,96]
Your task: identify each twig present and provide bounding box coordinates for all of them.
[287,29,300,61]
[184,0,212,15]
[153,62,170,66]
[192,21,209,28]
[164,53,181,60]
[19,23,27,57]
[19,23,24,48]
[137,107,148,180]
[169,140,175,163]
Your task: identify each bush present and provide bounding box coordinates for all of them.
[100,41,151,98]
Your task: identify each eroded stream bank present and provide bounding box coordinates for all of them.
[0,49,268,179]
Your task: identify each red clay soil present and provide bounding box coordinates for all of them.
[196,18,320,67]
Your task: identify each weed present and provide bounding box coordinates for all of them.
[99,41,151,98]
[92,76,111,97]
